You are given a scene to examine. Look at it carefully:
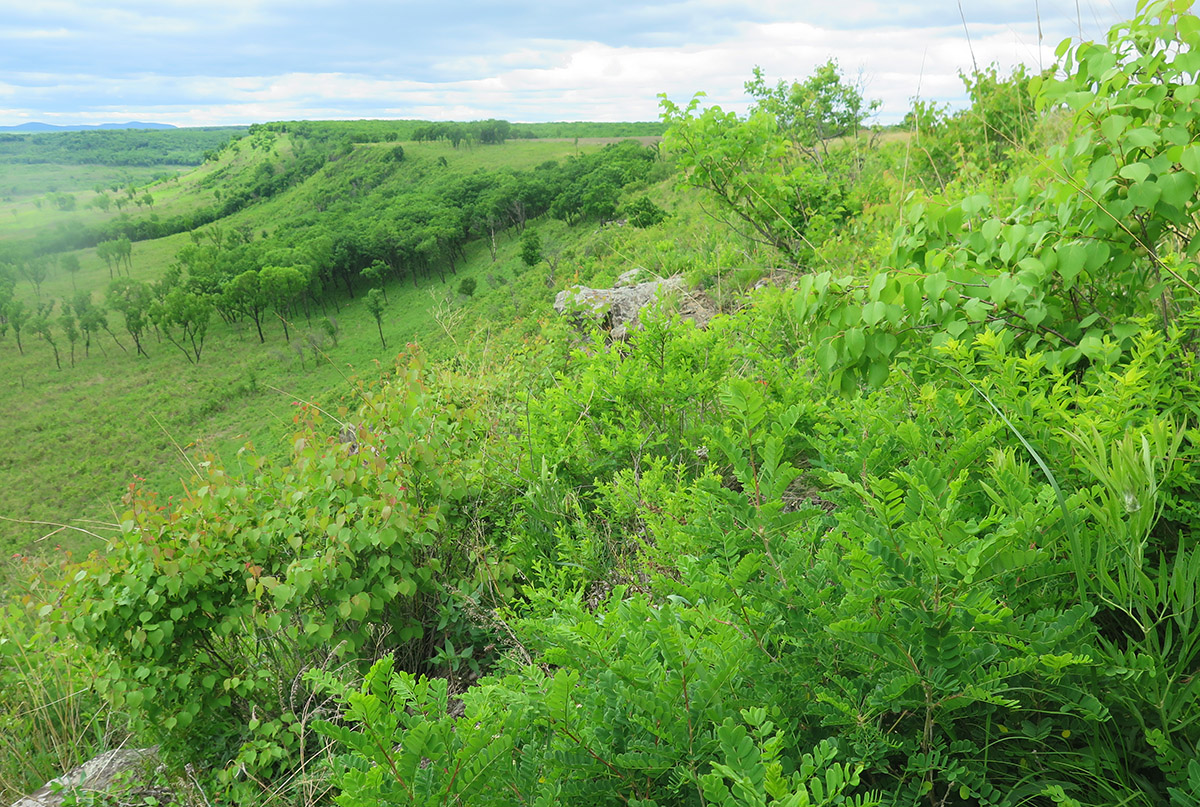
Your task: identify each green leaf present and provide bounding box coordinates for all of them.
[1181,144,1200,175]
[903,281,923,318]
[1118,162,1152,182]
[964,299,990,322]
[1158,171,1196,208]
[867,359,889,387]
[925,273,948,301]
[862,301,886,327]
[1057,243,1086,283]
[1112,322,1141,342]
[844,328,865,360]
[988,274,1016,307]
[1100,114,1131,142]
[1122,127,1160,152]
[816,341,837,371]
[271,583,296,606]
[1127,179,1162,209]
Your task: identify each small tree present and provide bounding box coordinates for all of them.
[744,59,879,167]
[519,229,542,270]
[106,277,152,357]
[115,236,133,275]
[61,254,82,291]
[29,305,61,370]
[260,265,307,341]
[365,288,386,348]
[457,277,477,297]
[5,299,27,354]
[60,311,79,367]
[625,196,667,228]
[72,292,109,358]
[322,315,340,347]
[20,258,49,300]
[224,269,268,342]
[152,288,212,364]
[362,259,390,302]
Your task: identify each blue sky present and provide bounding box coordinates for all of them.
[0,1,1130,127]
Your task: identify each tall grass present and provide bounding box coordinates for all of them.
[0,555,124,803]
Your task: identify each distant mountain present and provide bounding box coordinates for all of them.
[0,121,177,132]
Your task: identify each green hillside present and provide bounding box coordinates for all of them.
[4,4,1200,806]
[0,121,671,553]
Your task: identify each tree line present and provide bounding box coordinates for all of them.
[0,138,666,369]
[0,127,247,167]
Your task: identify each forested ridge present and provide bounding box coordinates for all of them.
[3,2,1200,806]
[0,127,248,167]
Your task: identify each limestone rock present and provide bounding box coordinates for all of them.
[11,748,167,807]
[554,275,713,340]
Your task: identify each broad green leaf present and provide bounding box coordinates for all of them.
[1122,127,1160,152]
[868,359,889,388]
[988,274,1016,306]
[844,327,865,360]
[903,281,923,318]
[1100,114,1132,142]
[964,298,990,322]
[1158,171,1196,208]
[862,300,886,327]
[1057,242,1086,282]
[815,341,837,371]
[1127,179,1162,209]
[925,273,948,301]
[1112,322,1141,341]
[1118,162,1152,182]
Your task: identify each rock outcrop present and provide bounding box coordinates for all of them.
[11,748,168,807]
[553,274,714,340]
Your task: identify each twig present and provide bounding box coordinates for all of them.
[151,412,200,479]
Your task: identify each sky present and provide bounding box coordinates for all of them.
[0,1,1131,128]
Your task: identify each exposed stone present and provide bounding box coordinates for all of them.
[554,275,714,340]
[614,268,648,287]
[11,748,168,807]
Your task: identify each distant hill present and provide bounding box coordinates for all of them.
[0,121,177,132]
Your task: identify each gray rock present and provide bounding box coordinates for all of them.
[614,268,648,287]
[555,276,714,340]
[11,748,166,807]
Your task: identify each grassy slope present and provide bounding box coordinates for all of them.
[0,145,266,245]
[0,164,184,201]
[0,136,625,554]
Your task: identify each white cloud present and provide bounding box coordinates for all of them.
[0,0,1130,125]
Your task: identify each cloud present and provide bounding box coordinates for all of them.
[0,0,1130,126]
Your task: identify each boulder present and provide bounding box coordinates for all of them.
[553,275,714,340]
[11,748,168,807]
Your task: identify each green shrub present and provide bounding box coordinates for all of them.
[624,195,667,228]
[64,351,516,797]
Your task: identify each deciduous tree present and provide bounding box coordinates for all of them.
[106,277,152,357]
[365,287,386,348]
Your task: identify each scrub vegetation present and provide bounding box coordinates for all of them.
[3,2,1200,805]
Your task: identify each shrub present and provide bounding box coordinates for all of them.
[64,351,516,798]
